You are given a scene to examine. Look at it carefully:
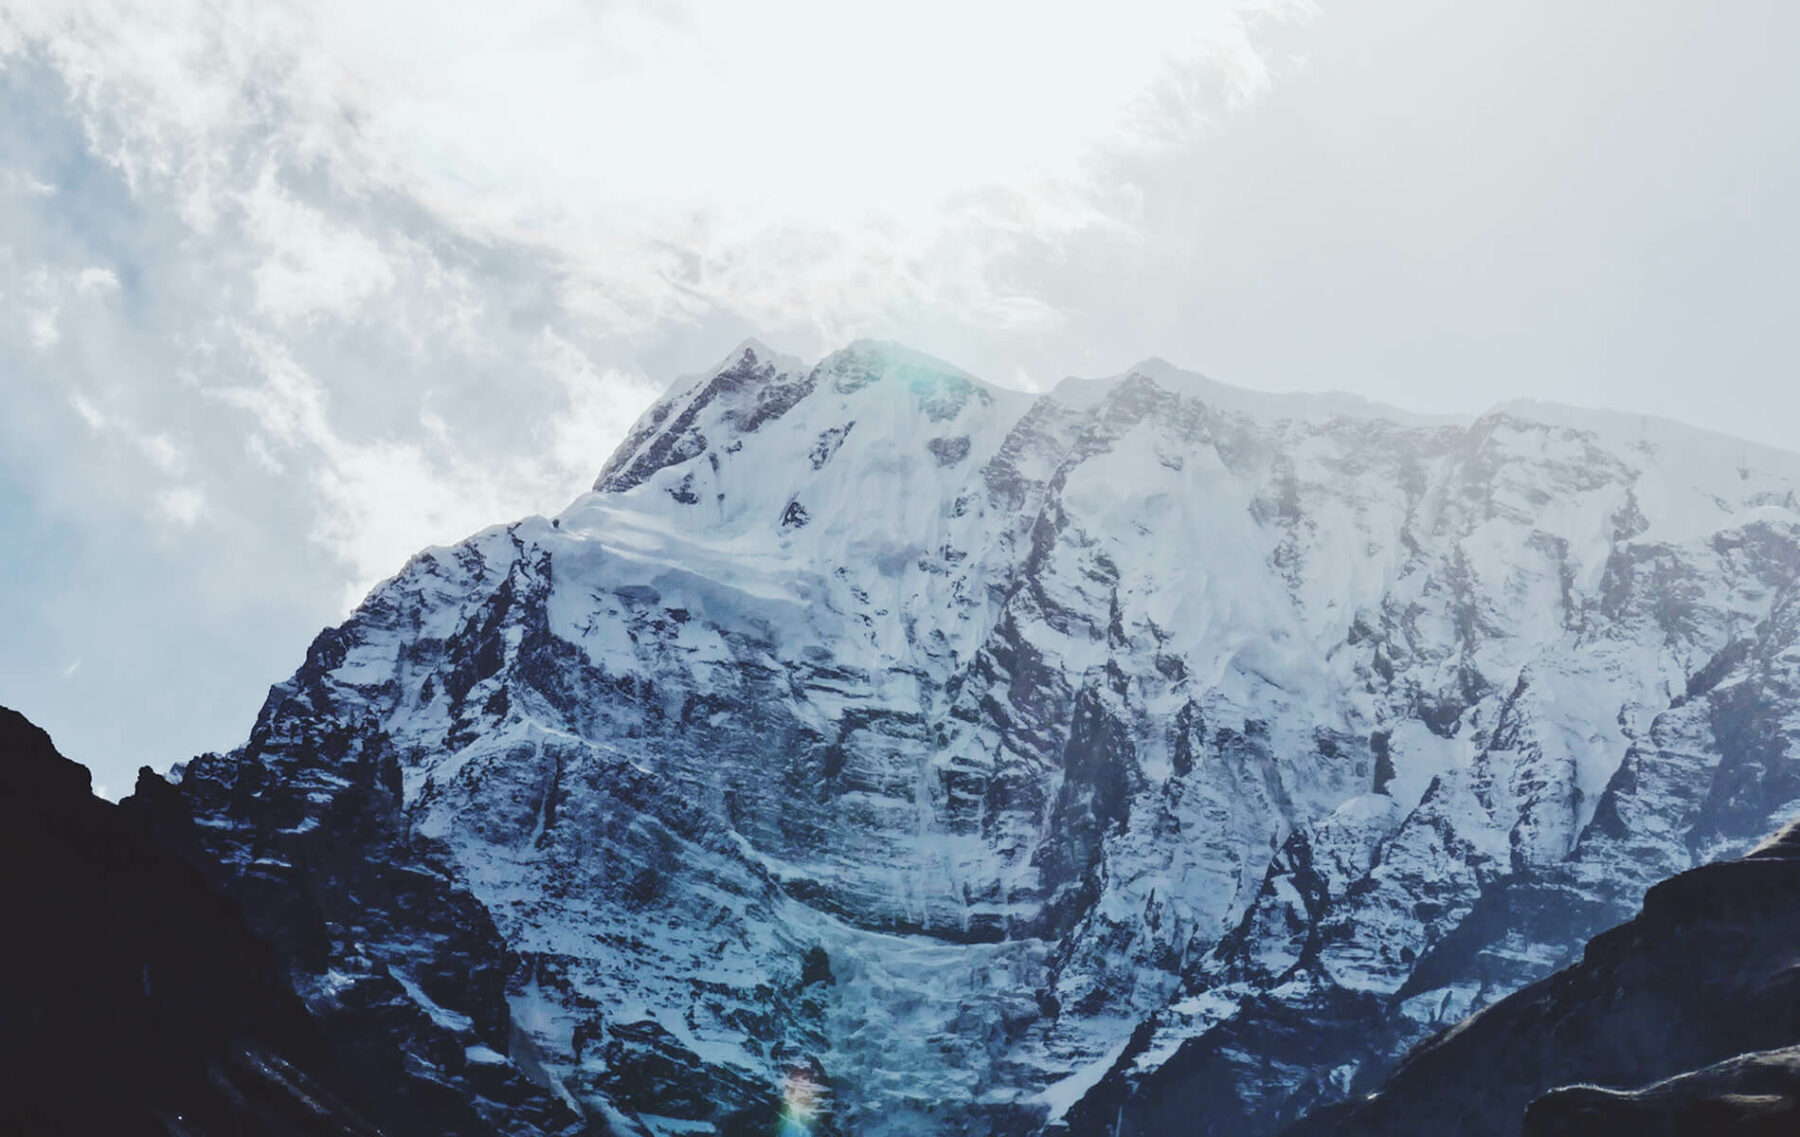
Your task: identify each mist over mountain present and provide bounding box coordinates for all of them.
[101,340,1800,1135]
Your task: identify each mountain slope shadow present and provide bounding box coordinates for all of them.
[1283,817,1800,1137]
[0,704,383,1137]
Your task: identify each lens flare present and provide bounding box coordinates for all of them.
[777,1064,824,1136]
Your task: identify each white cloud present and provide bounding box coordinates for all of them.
[211,327,336,448]
[22,261,125,348]
[311,0,1302,224]
[68,391,106,429]
[2,170,56,196]
[242,169,396,323]
[214,325,657,606]
[534,328,661,484]
[2,0,1308,349]
[139,432,186,474]
[28,305,60,348]
[243,432,286,474]
[73,265,117,294]
[154,484,206,525]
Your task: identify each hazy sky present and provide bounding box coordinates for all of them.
[3,0,1798,793]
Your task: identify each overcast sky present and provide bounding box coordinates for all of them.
[3,0,1798,794]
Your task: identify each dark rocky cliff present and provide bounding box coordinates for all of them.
[0,704,382,1137]
[1285,817,1800,1137]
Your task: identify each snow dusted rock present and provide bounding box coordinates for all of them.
[156,340,1800,1136]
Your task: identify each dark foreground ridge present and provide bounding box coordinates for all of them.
[0,704,382,1137]
[1284,816,1800,1137]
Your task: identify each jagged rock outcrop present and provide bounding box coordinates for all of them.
[1283,818,1800,1136]
[0,704,383,1137]
[138,662,584,1136]
[1525,1047,1800,1137]
[141,340,1800,1136]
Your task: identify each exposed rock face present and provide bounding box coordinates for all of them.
[144,339,1800,1136]
[1284,819,1800,1137]
[141,651,583,1136]
[0,704,382,1137]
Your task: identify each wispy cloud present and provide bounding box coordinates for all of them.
[153,485,205,526]
[0,0,1311,788]
[3,0,1309,346]
[2,0,1307,602]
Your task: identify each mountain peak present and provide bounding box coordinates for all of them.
[710,336,803,379]
[594,337,1012,498]
[593,338,815,493]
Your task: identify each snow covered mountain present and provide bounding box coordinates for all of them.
[144,340,1800,1136]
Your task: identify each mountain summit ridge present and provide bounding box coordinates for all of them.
[624,338,1800,468]
[146,339,1800,1136]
